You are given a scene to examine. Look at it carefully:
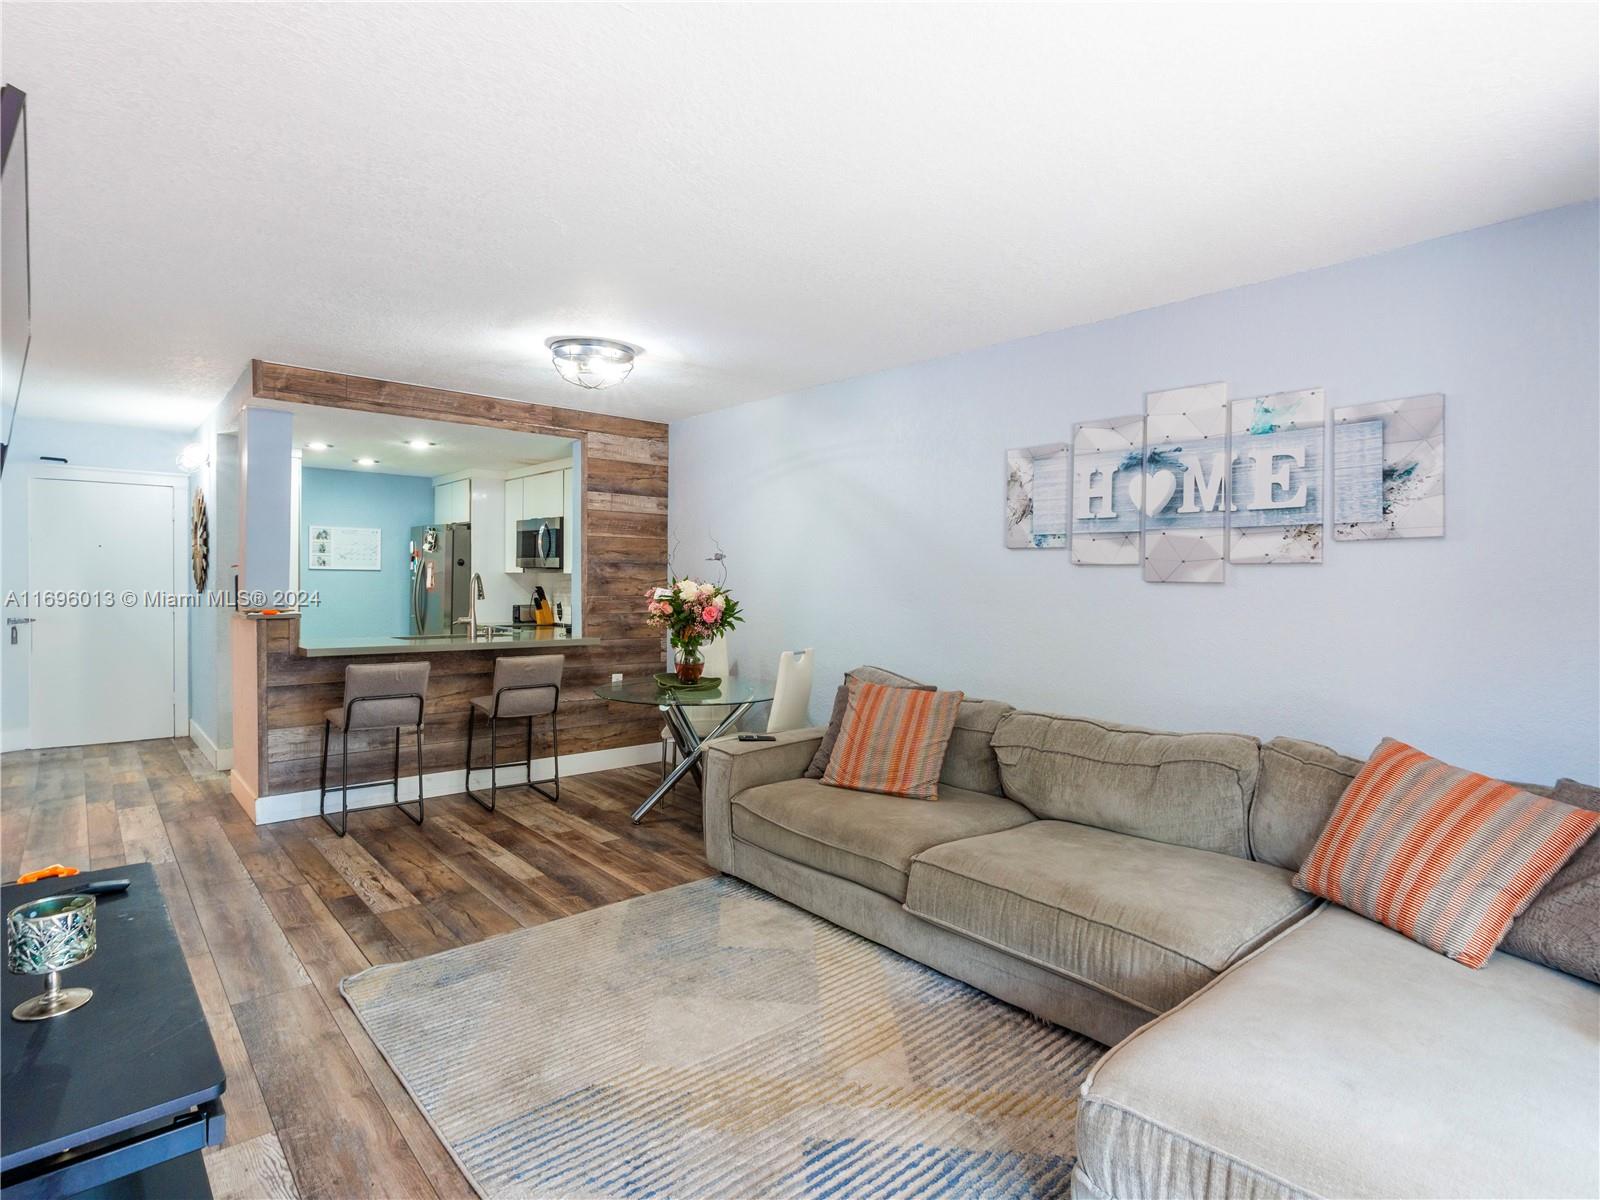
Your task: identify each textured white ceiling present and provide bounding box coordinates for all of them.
[270,401,576,479]
[3,2,1596,430]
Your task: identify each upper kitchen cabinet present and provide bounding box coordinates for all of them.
[434,477,470,524]
[503,461,574,573]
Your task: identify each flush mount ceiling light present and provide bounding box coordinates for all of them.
[354,457,380,466]
[546,337,640,390]
[404,439,437,449]
[305,441,332,451]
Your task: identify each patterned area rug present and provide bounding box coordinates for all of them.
[342,877,1103,1199]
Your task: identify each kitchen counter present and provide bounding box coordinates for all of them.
[295,627,600,657]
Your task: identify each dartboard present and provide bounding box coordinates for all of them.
[191,489,210,590]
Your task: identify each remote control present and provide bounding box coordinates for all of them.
[737,734,778,742]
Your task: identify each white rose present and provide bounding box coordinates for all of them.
[676,580,698,598]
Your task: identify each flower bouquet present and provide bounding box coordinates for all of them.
[645,578,743,683]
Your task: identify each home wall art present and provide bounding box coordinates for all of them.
[1070,415,1142,565]
[1141,382,1229,584]
[1005,442,1069,548]
[1230,387,1326,564]
[1005,384,1443,580]
[1332,394,1445,540]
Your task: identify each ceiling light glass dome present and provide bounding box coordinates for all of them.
[547,338,639,389]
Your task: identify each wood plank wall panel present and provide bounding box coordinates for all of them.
[245,362,668,796]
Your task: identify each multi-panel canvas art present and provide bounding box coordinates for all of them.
[1142,382,1229,584]
[1230,388,1326,564]
[1005,383,1442,579]
[1070,416,1143,565]
[1005,442,1069,548]
[1332,394,1445,540]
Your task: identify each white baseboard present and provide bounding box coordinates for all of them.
[189,720,234,771]
[251,741,659,825]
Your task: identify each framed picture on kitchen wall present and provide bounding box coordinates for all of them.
[307,524,382,570]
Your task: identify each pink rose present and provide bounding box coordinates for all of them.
[701,605,722,623]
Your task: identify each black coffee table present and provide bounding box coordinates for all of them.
[1,864,226,1199]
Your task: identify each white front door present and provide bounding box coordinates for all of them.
[27,474,181,747]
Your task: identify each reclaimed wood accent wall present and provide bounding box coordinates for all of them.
[247,361,667,795]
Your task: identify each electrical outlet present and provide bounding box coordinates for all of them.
[611,672,623,683]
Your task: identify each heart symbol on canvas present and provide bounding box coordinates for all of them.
[1127,469,1177,517]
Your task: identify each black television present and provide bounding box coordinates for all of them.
[1,84,30,475]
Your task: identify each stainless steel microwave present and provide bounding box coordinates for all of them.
[516,517,564,570]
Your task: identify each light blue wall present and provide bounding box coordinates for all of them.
[670,203,1600,783]
[240,407,293,597]
[298,468,434,641]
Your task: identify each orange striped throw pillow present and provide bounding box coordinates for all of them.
[1293,738,1600,968]
[821,679,966,800]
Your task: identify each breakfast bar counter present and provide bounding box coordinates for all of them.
[229,612,664,822]
[295,628,602,656]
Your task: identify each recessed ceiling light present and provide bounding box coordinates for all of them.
[405,439,437,449]
[305,441,332,451]
[354,457,380,466]
[546,337,640,390]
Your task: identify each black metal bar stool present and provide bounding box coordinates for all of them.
[464,655,563,812]
[318,661,430,837]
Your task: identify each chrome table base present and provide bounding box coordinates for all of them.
[631,700,754,824]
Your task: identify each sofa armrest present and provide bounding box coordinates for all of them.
[701,727,824,871]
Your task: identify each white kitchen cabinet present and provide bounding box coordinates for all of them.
[521,470,564,521]
[434,478,470,524]
[502,464,573,575]
[502,475,523,572]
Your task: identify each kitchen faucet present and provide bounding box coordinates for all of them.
[457,572,487,639]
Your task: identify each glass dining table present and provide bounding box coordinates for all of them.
[592,677,773,823]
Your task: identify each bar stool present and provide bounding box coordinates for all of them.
[319,661,430,838]
[464,655,562,812]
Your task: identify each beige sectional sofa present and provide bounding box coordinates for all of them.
[702,701,1600,1199]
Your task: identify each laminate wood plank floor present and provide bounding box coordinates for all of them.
[1,738,712,1200]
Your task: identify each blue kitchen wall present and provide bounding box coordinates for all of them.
[298,468,434,641]
[670,203,1600,783]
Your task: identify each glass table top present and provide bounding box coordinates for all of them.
[592,678,773,707]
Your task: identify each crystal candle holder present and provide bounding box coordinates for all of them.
[7,893,96,1021]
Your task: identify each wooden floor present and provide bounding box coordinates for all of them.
[0,738,713,1200]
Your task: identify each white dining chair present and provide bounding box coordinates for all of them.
[766,648,814,733]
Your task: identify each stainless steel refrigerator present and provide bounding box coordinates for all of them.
[409,523,472,636]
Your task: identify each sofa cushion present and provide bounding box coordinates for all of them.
[804,666,933,779]
[1252,737,1363,870]
[1076,904,1600,1200]
[904,821,1314,1014]
[822,679,966,799]
[991,711,1259,858]
[730,777,1033,901]
[940,698,1014,795]
[1254,736,1559,872]
[1500,777,1600,983]
[1293,739,1600,968]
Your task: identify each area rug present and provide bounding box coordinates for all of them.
[341,876,1103,1199]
